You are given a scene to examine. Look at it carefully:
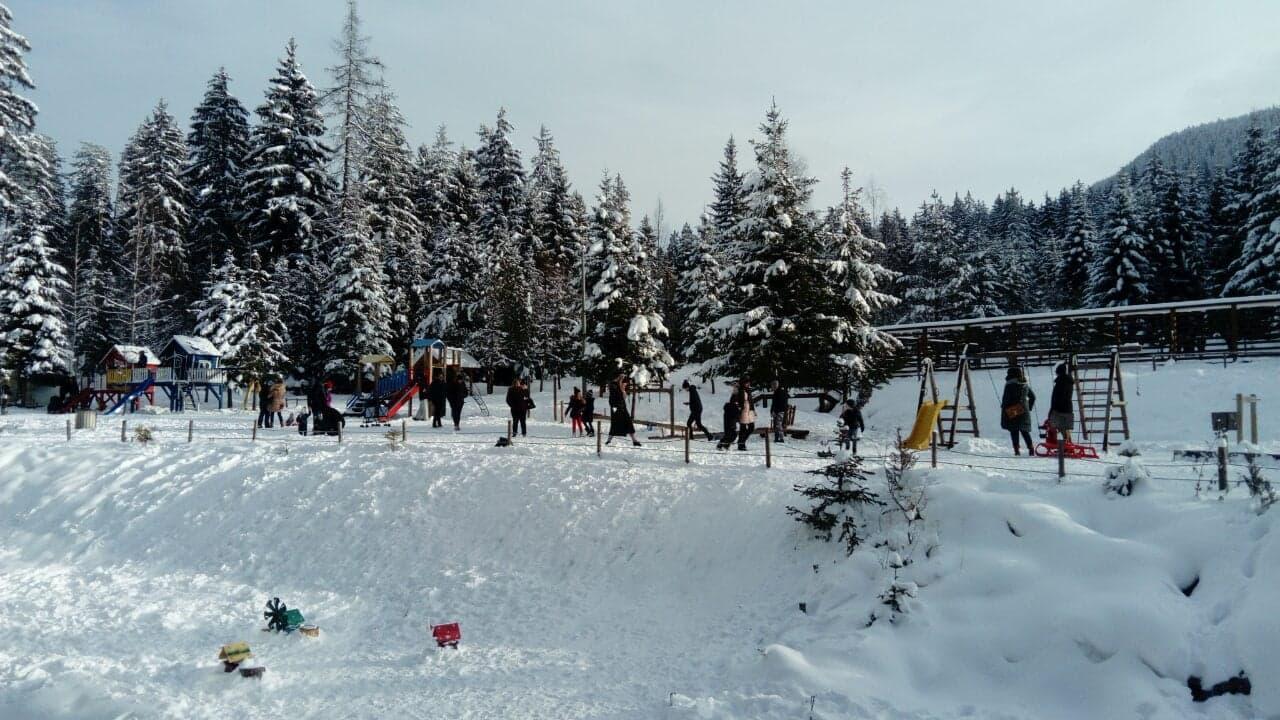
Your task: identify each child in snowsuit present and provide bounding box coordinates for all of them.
[567,388,586,436]
[583,390,596,436]
[717,392,742,451]
[838,400,865,452]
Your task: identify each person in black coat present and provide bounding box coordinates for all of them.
[427,372,448,428]
[506,378,532,437]
[1000,366,1037,455]
[769,381,790,443]
[257,382,274,428]
[583,389,596,436]
[606,375,640,446]
[446,374,467,430]
[307,377,328,415]
[1049,362,1075,445]
[717,389,742,451]
[839,399,865,452]
[682,379,711,441]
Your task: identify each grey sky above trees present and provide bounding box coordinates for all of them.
[18,0,1280,226]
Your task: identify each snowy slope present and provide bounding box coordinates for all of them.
[0,359,1277,719]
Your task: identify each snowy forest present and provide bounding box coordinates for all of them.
[2,1,1280,396]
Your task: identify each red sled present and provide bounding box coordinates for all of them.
[431,622,461,648]
[1034,421,1099,460]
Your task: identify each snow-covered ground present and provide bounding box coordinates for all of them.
[1,359,1277,719]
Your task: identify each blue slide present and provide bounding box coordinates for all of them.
[103,375,155,416]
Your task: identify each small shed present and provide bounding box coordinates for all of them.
[99,344,159,387]
[160,335,222,380]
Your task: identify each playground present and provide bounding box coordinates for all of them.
[0,357,1277,719]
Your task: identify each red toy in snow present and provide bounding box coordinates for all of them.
[1034,420,1100,460]
[431,622,461,648]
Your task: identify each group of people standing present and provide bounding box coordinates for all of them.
[255,377,287,428]
[999,362,1076,456]
[424,372,471,431]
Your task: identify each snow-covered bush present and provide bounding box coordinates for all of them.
[133,425,154,444]
[1239,459,1276,514]
[1103,441,1149,496]
[876,580,918,624]
[385,430,404,450]
[787,455,884,556]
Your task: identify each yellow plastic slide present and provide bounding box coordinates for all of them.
[903,400,949,450]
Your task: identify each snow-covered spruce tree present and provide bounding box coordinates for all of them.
[116,101,190,347]
[898,192,968,323]
[946,191,1003,318]
[1224,125,1280,296]
[709,135,747,309]
[1059,182,1096,307]
[987,188,1035,312]
[0,2,39,217]
[787,455,884,556]
[1203,170,1238,297]
[363,90,426,358]
[323,0,381,200]
[1089,175,1153,307]
[413,126,457,253]
[661,224,695,362]
[1213,122,1267,296]
[193,249,246,356]
[678,216,724,367]
[708,105,884,390]
[241,39,333,264]
[525,125,584,378]
[583,174,672,385]
[12,133,65,247]
[476,232,535,374]
[822,167,900,396]
[272,252,326,378]
[230,251,290,381]
[418,147,485,346]
[875,209,912,322]
[74,244,113,367]
[318,189,391,376]
[635,215,661,312]
[64,143,114,364]
[1143,158,1203,302]
[185,68,250,275]
[0,221,70,380]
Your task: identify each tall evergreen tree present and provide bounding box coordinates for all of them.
[1145,164,1202,301]
[0,3,38,217]
[709,136,747,309]
[1224,125,1280,296]
[363,90,425,358]
[525,125,583,377]
[679,216,724,367]
[241,39,333,263]
[413,126,457,250]
[318,187,392,375]
[193,249,246,356]
[64,143,114,365]
[323,0,381,199]
[0,223,70,379]
[875,209,911,322]
[1059,182,1096,308]
[1217,121,1268,295]
[1203,169,1237,297]
[899,192,967,322]
[116,101,190,347]
[185,68,250,274]
[418,147,485,345]
[583,174,671,385]
[1090,176,1153,307]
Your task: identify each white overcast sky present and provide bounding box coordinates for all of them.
[15,0,1280,229]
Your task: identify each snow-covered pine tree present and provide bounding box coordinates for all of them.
[525,125,583,378]
[318,186,392,376]
[709,136,747,308]
[232,251,290,381]
[1089,175,1153,307]
[0,2,39,217]
[987,188,1034,313]
[1213,121,1267,296]
[413,126,457,252]
[899,192,968,323]
[12,133,65,247]
[1203,170,1237,297]
[64,143,114,365]
[74,243,113,367]
[583,174,672,385]
[418,147,485,346]
[193,249,247,356]
[363,90,426,359]
[822,167,900,395]
[272,251,325,378]
[0,221,70,380]
[678,216,724,367]
[948,191,1003,318]
[875,209,912,322]
[1059,182,1096,308]
[241,39,333,263]
[635,215,660,311]
[660,224,695,361]
[185,68,250,275]
[1146,164,1203,302]
[323,0,381,200]
[1224,124,1280,296]
[116,101,190,347]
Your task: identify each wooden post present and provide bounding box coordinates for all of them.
[1057,435,1065,480]
[684,428,690,464]
[507,419,512,441]
[553,382,558,422]
[764,430,772,468]
[121,420,127,443]
[401,419,407,442]
[1217,436,1228,492]
[1249,396,1259,445]
[66,418,71,441]
[596,421,602,456]
[337,424,343,444]
[1236,393,1245,444]
[252,422,257,442]
[188,420,193,443]
[668,388,675,437]
[1168,308,1178,356]
[930,432,938,469]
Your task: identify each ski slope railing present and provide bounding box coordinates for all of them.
[881,294,1280,374]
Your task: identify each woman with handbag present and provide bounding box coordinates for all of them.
[1000,366,1036,455]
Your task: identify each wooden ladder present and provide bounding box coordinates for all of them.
[916,359,948,444]
[937,357,980,447]
[1073,350,1130,451]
